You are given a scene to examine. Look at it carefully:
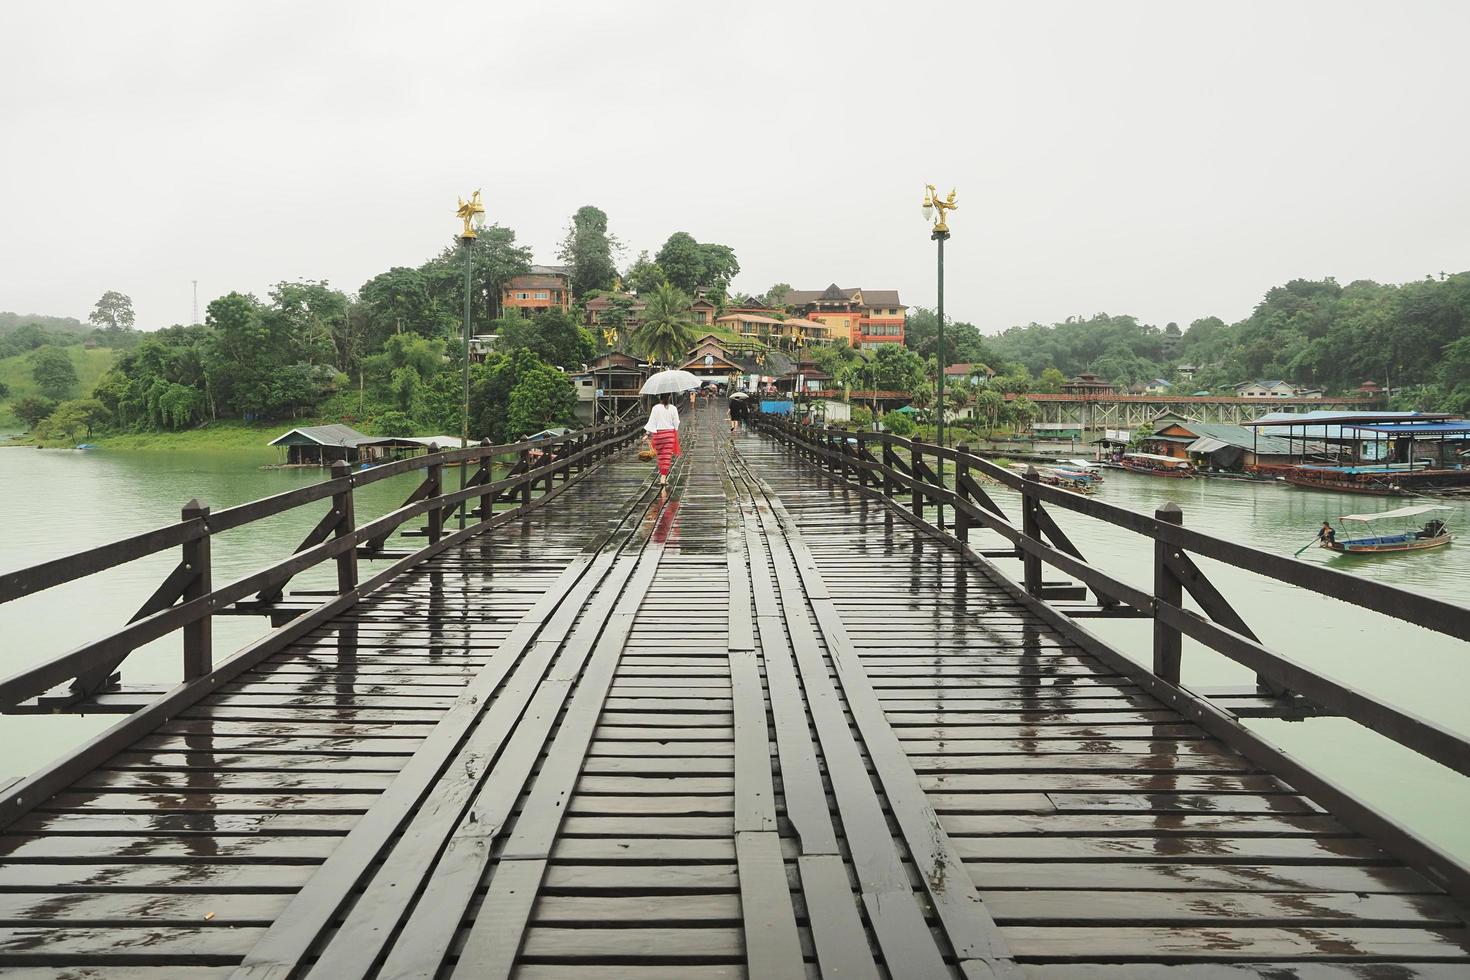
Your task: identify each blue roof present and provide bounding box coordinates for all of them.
[1352,421,1470,435]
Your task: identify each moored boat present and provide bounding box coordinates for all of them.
[1318,504,1453,555]
[1120,452,1195,478]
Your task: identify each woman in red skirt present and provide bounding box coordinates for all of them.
[644,392,681,486]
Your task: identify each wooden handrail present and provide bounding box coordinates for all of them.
[768,418,1470,642]
[0,419,644,711]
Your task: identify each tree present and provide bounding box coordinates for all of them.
[654,233,740,294]
[557,205,622,296]
[1007,395,1038,433]
[496,309,594,368]
[625,251,666,295]
[88,291,135,332]
[0,380,9,400]
[904,307,996,365]
[870,344,926,391]
[42,398,110,443]
[765,283,792,307]
[976,389,1006,435]
[30,346,78,398]
[633,284,696,365]
[1037,367,1067,393]
[12,395,56,429]
[655,233,704,293]
[883,411,916,437]
[506,360,578,438]
[373,411,416,436]
[850,406,874,430]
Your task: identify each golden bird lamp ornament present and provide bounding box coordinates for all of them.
[456,190,486,240]
[922,184,958,235]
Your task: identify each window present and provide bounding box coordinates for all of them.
[517,292,529,300]
[535,291,549,300]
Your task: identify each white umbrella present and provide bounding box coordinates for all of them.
[640,370,701,395]
[729,391,751,401]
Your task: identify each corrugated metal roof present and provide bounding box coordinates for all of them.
[268,424,371,448]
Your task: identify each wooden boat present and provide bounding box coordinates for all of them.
[1319,504,1453,554]
[1120,452,1195,478]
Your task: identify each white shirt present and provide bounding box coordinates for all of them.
[645,403,680,433]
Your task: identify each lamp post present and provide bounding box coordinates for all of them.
[922,183,957,531]
[455,190,487,529]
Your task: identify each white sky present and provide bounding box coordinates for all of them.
[2,0,1467,333]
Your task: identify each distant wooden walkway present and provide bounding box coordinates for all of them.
[1,404,1468,977]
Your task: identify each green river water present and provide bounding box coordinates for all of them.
[0,444,1467,861]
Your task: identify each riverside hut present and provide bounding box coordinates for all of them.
[268,424,374,466]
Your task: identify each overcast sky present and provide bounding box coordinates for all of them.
[2,1,1467,334]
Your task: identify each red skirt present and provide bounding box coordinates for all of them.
[649,429,680,475]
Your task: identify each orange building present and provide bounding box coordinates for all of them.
[501,264,572,317]
[781,284,906,348]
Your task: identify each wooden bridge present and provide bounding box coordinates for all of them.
[1,402,1468,978]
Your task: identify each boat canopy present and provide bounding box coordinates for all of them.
[1125,452,1190,465]
[1340,504,1451,523]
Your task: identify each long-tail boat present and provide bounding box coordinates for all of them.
[1320,504,1453,554]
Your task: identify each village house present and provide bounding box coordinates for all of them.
[501,264,572,317]
[582,291,718,331]
[780,284,906,348]
[1141,419,1309,472]
[1061,372,1116,395]
[715,312,830,344]
[943,362,996,385]
[1233,380,1298,398]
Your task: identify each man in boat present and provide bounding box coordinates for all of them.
[1318,520,1336,546]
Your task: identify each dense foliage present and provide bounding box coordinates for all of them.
[983,272,1470,410]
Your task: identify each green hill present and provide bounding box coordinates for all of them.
[0,346,115,432]
[0,311,89,336]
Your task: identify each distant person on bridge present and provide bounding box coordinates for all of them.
[644,392,681,487]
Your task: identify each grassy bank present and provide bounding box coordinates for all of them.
[79,419,329,452]
[6,418,336,452]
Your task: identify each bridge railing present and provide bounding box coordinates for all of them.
[754,416,1470,786]
[0,420,643,714]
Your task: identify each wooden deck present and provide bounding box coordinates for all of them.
[1,405,1468,977]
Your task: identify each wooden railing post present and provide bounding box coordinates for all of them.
[330,461,357,594]
[519,447,533,508]
[180,499,212,681]
[954,443,970,545]
[426,456,444,545]
[478,439,494,524]
[910,443,924,519]
[1021,468,1043,596]
[883,440,899,498]
[1153,502,1185,684]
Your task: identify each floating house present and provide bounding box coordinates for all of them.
[268,424,374,466]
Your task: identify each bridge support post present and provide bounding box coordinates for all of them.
[330,461,357,594]
[426,460,444,545]
[954,444,970,545]
[181,499,212,681]
[1153,502,1184,684]
[1021,468,1043,595]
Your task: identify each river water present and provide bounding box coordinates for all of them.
[0,445,1467,861]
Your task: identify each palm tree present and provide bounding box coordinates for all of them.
[976,388,1006,437]
[633,283,696,365]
